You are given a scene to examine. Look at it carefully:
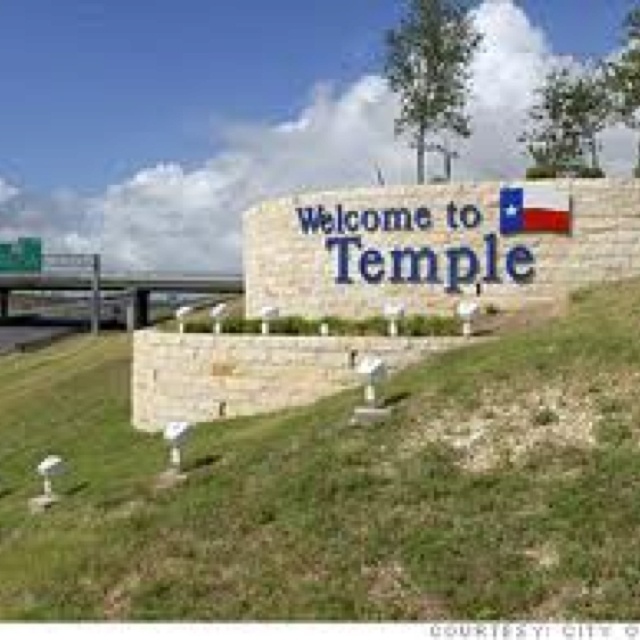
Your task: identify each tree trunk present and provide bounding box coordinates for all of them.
[444,149,452,182]
[416,125,426,185]
[590,136,599,170]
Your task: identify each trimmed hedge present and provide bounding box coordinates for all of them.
[578,166,606,179]
[177,314,463,337]
[526,165,606,180]
[526,166,558,180]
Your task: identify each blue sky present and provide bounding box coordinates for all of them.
[0,0,636,193]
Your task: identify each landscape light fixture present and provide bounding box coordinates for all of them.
[259,306,279,335]
[210,303,227,335]
[175,306,193,334]
[356,357,387,406]
[319,321,330,337]
[37,455,65,500]
[457,300,480,338]
[383,302,405,337]
[163,421,192,473]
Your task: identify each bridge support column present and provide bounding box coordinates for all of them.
[136,290,150,329]
[0,289,9,320]
[90,254,101,335]
[126,289,150,332]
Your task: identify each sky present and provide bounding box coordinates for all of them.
[0,0,638,271]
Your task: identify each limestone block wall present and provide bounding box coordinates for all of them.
[243,180,640,317]
[133,330,474,432]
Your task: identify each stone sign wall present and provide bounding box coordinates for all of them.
[133,331,474,432]
[243,180,640,318]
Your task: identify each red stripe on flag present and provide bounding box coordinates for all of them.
[522,208,571,233]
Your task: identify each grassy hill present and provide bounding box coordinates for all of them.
[1,281,640,620]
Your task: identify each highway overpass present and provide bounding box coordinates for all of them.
[0,271,244,331]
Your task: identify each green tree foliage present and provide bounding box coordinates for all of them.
[626,6,640,41]
[609,6,640,175]
[521,66,612,177]
[384,0,482,184]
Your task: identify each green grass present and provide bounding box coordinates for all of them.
[3,280,640,619]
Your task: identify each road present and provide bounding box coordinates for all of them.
[0,294,217,354]
[0,297,137,354]
[0,322,79,355]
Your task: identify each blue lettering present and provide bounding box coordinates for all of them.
[345,211,359,233]
[382,208,412,232]
[414,207,433,231]
[506,245,535,282]
[360,248,385,284]
[459,205,482,229]
[446,247,480,293]
[483,233,501,283]
[362,210,381,233]
[446,202,458,230]
[389,247,440,284]
[321,212,335,234]
[336,204,345,235]
[325,236,362,284]
[296,206,325,235]
[307,205,537,291]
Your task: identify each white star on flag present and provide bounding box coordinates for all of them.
[505,204,519,217]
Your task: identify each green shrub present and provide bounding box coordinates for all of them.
[270,316,319,335]
[180,313,462,337]
[526,166,558,180]
[184,320,211,334]
[532,407,559,427]
[403,314,461,337]
[218,316,261,334]
[402,314,430,337]
[316,316,384,337]
[577,166,605,179]
[526,165,606,180]
[356,316,389,336]
[318,316,350,336]
[634,166,640,179]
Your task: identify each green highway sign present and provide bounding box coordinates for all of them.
[0,238,43,273]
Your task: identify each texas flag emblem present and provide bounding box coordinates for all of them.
[500,186,572,235]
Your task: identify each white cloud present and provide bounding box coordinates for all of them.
[453,0,552,179]
[0,0,636,272]
[0,178,19,206]
[87,163,244,272]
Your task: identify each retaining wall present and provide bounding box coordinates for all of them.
[133,330,475,432]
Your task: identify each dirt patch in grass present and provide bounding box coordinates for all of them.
[105,500,147,521]
[475,298,569,337]
[363,561,450,620]
[528,583,586,621]
[523,542,560,571]
[104,573,141,620]
[402,382,599,472]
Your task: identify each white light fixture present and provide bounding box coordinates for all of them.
[259,306,279,335]
[163,421,192,472]
[383,303,405,337]
[37,455,65,499]
[175,306,193,334]
[210,303,227,335]
[457,300,480,338]
[319,321,330,336]
[356,357,387,406]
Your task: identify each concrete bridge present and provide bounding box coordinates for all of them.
[0,271,244,331]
